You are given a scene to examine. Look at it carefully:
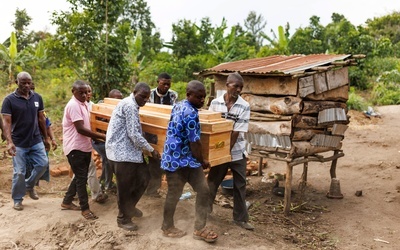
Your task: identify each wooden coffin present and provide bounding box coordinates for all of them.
[90,98,233,167]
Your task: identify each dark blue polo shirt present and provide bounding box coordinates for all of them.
[1,90,44,147]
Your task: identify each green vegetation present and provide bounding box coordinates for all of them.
[346,88,369,111]
[371,70,400,105]
[1,1,400,115]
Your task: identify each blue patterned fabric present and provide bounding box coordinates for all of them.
[161,100,202,172]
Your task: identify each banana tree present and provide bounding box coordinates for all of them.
[0,32,26,84]
[30,40,48,75]
[125,29,145,85]
[261,25,291,55]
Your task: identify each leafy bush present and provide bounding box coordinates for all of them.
[349,65,370,90]
[347,87,369,111]
[363,57,400,78]
[371,70,400,105]
[351,57,400,90]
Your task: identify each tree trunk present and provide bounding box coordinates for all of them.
[302,101,347,114]
[241,94,302,115]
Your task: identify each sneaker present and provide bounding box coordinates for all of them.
[132,207,143,217]
[27,189,39,200]
[233,220,254,230]
[117,219,138,231]
[13,202,24,211]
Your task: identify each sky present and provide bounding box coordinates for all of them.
[1,0,399,43]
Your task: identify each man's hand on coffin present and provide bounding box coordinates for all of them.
[201,160,210,170]
[151,149,161,160]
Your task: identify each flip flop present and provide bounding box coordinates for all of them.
[61,202,81,211]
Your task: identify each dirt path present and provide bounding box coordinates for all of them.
[0,105,399,249]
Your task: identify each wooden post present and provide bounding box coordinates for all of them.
[258,157,263,176]
[284,162,293,216]
[299,157,308,201]
[330,150,339,178]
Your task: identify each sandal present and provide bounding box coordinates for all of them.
[61,202,81,211]
[162,227,187,238]
[82,210,98,220]
[95,193,108,204]
[193,227,218,243]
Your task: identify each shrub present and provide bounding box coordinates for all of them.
[347,88,369,111]
[371,70,400,105]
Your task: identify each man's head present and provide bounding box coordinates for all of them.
[71,80,89,103]
[156,72,172,95]
[86,84,92,102]
[186,80,206,109]
[109,89,123,99]
[225,72,244,100]
[133,82,151,107]
[16,72,32,95]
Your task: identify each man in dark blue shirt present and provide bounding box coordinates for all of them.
[1,72,50,211]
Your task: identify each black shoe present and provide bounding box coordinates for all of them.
[13,202,24,211]
[27,189,39,200]
[233,221,254,230]
[117,220,138,231]
[132,207,143,217]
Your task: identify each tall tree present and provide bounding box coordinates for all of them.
[366,11,400,45]
[325,13,357,53]
[120,0,162,59]
[50,0,162,98]
[167,19,203,58]
[244,11,267,51]
[10,8,33,51]
[289,16,326,54]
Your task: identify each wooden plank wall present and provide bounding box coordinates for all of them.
[221,66,351,157]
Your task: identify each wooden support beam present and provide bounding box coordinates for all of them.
[288,151,344,167]
[330,150,340,178]
[258,157,263,177]
[284,162,293,216]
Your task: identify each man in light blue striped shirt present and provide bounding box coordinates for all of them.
[207,72,254,230]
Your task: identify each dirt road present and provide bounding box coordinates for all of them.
[0,105,398,249]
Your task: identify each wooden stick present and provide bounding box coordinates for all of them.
[288,151,344,167]
[91,235,107,249]
[373,238,389,244]
[68,240,76,250]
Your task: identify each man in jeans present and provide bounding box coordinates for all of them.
[1,71,50,211]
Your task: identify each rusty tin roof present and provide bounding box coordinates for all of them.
[199,54,352,76]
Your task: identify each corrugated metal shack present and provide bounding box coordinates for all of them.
[198,54,363,215]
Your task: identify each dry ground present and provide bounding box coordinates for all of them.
[0,105,399,250]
